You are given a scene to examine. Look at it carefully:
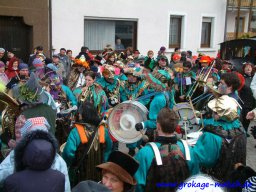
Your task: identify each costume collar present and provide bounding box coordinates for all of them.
[155,135,177,144]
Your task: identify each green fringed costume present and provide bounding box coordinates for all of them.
[73,83,108,116]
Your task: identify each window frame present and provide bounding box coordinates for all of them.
[84,17,138,53]
[169,15,182,48]
[200,17,214,48]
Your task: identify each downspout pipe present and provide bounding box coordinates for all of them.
[224,0,229,41]
[49,0,53,57]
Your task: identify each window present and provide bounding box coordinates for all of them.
[169,16,182,48]
[201,17,213,48]
[84,19,137,52]
[235,17,245,33]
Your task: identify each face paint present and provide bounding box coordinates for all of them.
[218,84,228,94]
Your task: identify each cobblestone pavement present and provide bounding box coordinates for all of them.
[246,121,256,170]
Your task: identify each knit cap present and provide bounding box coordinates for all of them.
[20,117,50,137]
[18,63,29,70]
[32,58,44,68]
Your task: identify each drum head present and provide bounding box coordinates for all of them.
[108,101,148,143]
[174,102,199,133]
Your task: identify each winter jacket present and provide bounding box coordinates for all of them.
[240,74,255,109]
[0,130,71,192]
[4,130,65,192]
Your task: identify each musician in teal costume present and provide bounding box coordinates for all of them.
[73,71,108,116]
[135,69,176,131]
[134,108,199,192]
[62,102,113,187]
[196,56,220,82]
[191,95,246,182]
[174,61,196,102]
[96,65,123,108]
[120,67,151,155]
[120,67,150,106]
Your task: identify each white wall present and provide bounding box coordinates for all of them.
[52,0,226,57]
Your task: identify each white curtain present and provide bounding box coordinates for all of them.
[84,20,115,50]
[169,16,181,46]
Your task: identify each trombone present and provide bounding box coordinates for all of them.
[186,60,216,99]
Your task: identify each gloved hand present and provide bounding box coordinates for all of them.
[251,126,256,139]
[135,122,144,131]
[70,105,78,111]
[195,117,201,125]
[59,105,78,114]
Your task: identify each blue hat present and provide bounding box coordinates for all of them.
[32,58,44,68]
[18,63,28,70]
[46,63,58,72]
[90,65,98,73]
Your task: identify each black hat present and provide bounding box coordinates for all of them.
[52,54,60,59]
[97,151,139,185]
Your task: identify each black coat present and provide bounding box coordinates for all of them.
[4,130,65,192]
[240,74,255,109]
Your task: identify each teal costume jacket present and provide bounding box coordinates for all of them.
[191,118,244,171]
[134,140,198,192]
[61,85,78,106]
[120,80,150,106]
[143,91,175,129]
[62,127,112,167]
[73,84,108,115]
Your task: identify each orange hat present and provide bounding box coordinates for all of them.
[192,55,198,60]
[199,55,211,64]
[172,54,181,61]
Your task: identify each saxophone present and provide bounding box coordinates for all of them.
[80,86,91,102]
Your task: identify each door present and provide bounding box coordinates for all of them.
[0,16,32,62]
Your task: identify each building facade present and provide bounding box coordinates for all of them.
[52,0,227,57]
[226,0,256,41]
[0,0,50,61]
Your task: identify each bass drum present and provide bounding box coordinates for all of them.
[107,100,148,144]
[174,102,200,134]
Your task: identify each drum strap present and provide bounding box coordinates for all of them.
[75,124,88,144]
[148,142,163,165]
[74,124,97,170]
[180,139,191,161]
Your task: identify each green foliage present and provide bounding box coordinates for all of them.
[19,84,39,103]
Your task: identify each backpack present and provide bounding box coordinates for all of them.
[145,142,190,192]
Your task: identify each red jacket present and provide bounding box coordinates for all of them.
[5,57,19,79]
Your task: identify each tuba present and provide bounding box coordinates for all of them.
[0,92,20,137]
